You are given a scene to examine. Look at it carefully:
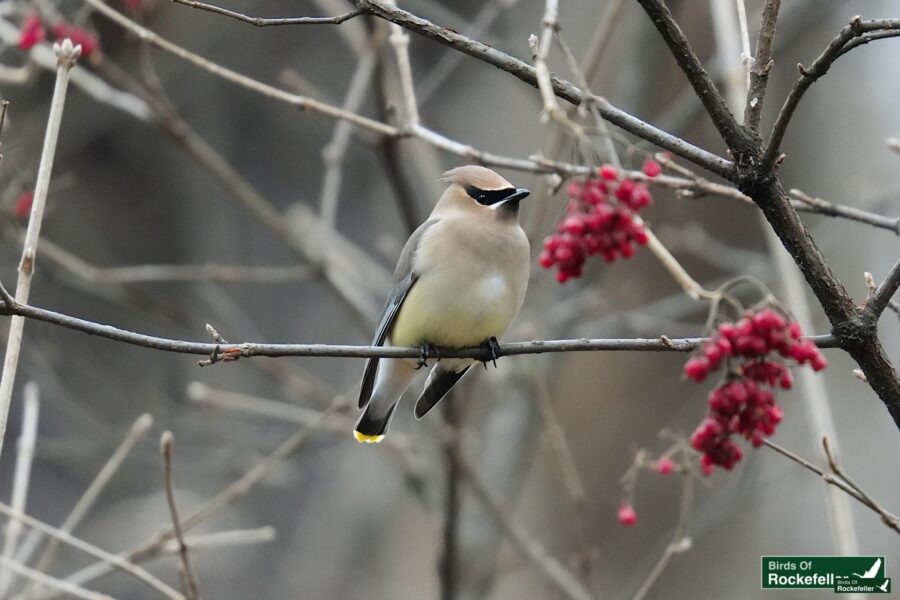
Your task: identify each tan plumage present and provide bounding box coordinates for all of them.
[355,166,531,443]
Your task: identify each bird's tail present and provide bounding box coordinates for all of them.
[354,399,397,443]
[354,358,415,443]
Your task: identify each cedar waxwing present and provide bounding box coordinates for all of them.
[355,165,531,443]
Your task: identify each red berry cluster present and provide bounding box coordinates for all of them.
[684,308,827,472]
[539,163,658,283]
[17,17,99,57]
[17,15,45,50]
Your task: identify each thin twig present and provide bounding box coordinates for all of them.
[0,502,185,600]
[0,383,39,595]
[0,41,79,458]
[50,404,340,599]
[0,557,113,600]
[763,439,899,534]
[763,17,900,170]
[789,189,900,235]
[459,457,594,600]
[24,414,153,597]
[171,0,364,27]
[865,257,900,319]
[160,432,201,600]
[0,285,839,360]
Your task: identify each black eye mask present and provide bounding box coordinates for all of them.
[465,185,518,206]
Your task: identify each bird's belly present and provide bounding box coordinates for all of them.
[390,272,519,348]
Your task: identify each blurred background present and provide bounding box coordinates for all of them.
[0,0,897,598]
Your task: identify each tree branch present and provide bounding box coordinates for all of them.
[349,0,734,177]
[0,285,838,362]
[762,17,900,170]
[633,0,753,155]
[867,257,900,319]
[743,0,781,130]
[171,0,365,27]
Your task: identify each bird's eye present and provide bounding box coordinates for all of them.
[465,185,517,206]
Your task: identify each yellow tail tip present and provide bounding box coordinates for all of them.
[353,430,385,444]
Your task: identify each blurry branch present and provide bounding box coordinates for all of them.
[24,415,153,597]
[0,502,185,600]
[0,18,152,121]
[533,368,595,576]
[888,137,900,156]
[31,236,316,284]
[0,41,78,459]
[383,0,419,127]
[319,49,379,227]
[865,257,900,321]
[763,439,899,534]
[762,17,900,170]
[0,281,840,360]
[171,527,277,553]
[630,462,694,600]
[168,0,734,177]
[160,433,201,600]
[417,0,522,104]
[0,557,112,600]
[0,383,38,596]
[170,0,364,26]
[52,403,341,599]
[459,457,594,600]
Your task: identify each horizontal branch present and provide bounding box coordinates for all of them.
[171,0,365,27]
[0,282,838,362]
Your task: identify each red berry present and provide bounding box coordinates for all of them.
[616,504,637,526]
[655,457,673,475]
[13,190,33,220]
[17,15,44,50]
[598,165,618,181]
[642,158,662,178]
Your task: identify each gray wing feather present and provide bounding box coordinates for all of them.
[358,218,438,409]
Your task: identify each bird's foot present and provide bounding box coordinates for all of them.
[480,337,501,370]
[415,343,438,370]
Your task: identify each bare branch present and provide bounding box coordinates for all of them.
[743,0,782,129]
[459,457,594,600]
[763,17,900,170]
[160,433,201,600]
[351,0,735,177]
[171,0,365,27]
[789,189,900,235]
[634,0,751,155]
[0,284,839,361]
[0,502,185,600]
[0,557,113,600]
[0,383,39,595]
[0,41,79,459]
[763,439,899,534]
[866,257,900,319]
[24,415,153,597]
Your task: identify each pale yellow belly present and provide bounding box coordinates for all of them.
[390,271,520,348]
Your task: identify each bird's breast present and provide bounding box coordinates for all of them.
[389,267,523,349]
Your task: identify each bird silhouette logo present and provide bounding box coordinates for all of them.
[877,579,890,592]
[853,558,882,579]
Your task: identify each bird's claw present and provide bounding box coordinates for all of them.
[481,337,501,370]
[415,343,438,370]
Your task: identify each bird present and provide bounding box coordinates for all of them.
[354,165,531,443]
[853,558,881,579]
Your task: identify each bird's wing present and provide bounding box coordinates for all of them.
[358,218,438,409]
[414,365,471,419]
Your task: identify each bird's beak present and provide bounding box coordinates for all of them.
[504,188,531,203]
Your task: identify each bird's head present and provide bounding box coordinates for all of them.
[437,165,530,220]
